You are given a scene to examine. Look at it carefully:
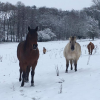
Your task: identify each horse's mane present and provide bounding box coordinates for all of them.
[70,36,76,41]
[89,42,92,45]
[24,41,27,51]
[23,34,28,51]
[71,36,75,40]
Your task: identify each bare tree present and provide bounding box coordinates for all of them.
[92,0,100,9]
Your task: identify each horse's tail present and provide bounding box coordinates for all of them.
[89,44,91,51]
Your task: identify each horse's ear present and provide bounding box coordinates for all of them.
[74,36,76,41]
[69,36,72,40]
[28,26,30,31]
[35,26,38,31]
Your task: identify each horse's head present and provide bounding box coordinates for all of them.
[26,26,38,50]
[69,36,76,51]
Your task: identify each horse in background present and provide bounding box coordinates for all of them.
[63,36,81,73]
[43,47,46,54]
[87,42,94,55]
[17,26,39,87]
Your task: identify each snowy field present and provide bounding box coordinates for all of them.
[0,39,100,100]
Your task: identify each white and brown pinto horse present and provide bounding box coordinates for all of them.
[63,36,81,72]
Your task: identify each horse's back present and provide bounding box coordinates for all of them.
[91,42,94,49]
[76,42,81,58]
[87,42,94,50]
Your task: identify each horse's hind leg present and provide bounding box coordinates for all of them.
[74,60,77,72]
[25,66,30,82]
[31,61,37,86]
[88,49,90,55]
[91,49,93,55]
[65,60,69,73]
[70,60,73,70]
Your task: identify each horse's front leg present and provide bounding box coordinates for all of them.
[74,60,77,72]
[31,61,37,86]
[21,65,27,87]
[25,66,30,82]
[70,60,73,70]
[19,68,22,82]
[65,60,69,73]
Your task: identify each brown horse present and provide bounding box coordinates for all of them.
[87,42,94,55]
[43,47,46,54]
[17,26,39,87]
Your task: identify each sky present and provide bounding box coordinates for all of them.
[0,0,93,11]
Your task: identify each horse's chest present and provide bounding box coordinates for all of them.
[67,51,76,59]
[23,50,39,63]
[29,52,38,59]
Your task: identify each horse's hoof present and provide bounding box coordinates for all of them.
[21,85,24,87]
[21,82,24,87]
[75,69,77,72]
[31,83,34,86]
[71,68,73,70]
[19,79,21,82]
[65,70,68,73]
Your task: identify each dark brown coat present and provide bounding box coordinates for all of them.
[17,26,39,87]
[87,42,94,55]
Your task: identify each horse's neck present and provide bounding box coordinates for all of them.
[24,41,32,52]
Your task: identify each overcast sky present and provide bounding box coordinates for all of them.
[0,0,93,10]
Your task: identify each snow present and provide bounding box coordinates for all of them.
[0,39,100,100]
[38,28,56,41]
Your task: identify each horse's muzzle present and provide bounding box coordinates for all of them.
[71,45,74,51]
[33,44,38,50]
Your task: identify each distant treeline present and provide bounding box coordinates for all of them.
[0,0,100,42]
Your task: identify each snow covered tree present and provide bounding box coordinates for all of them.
[85,16,100,40]
[38,28,56,42]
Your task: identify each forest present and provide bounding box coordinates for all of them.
[0,0,100,42]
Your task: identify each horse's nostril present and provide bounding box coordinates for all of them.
[33,44,38,50]
[71,46,74,50]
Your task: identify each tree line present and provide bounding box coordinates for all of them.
[0,0,100,42]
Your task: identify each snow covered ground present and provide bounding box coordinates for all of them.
[0,39,100,100]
